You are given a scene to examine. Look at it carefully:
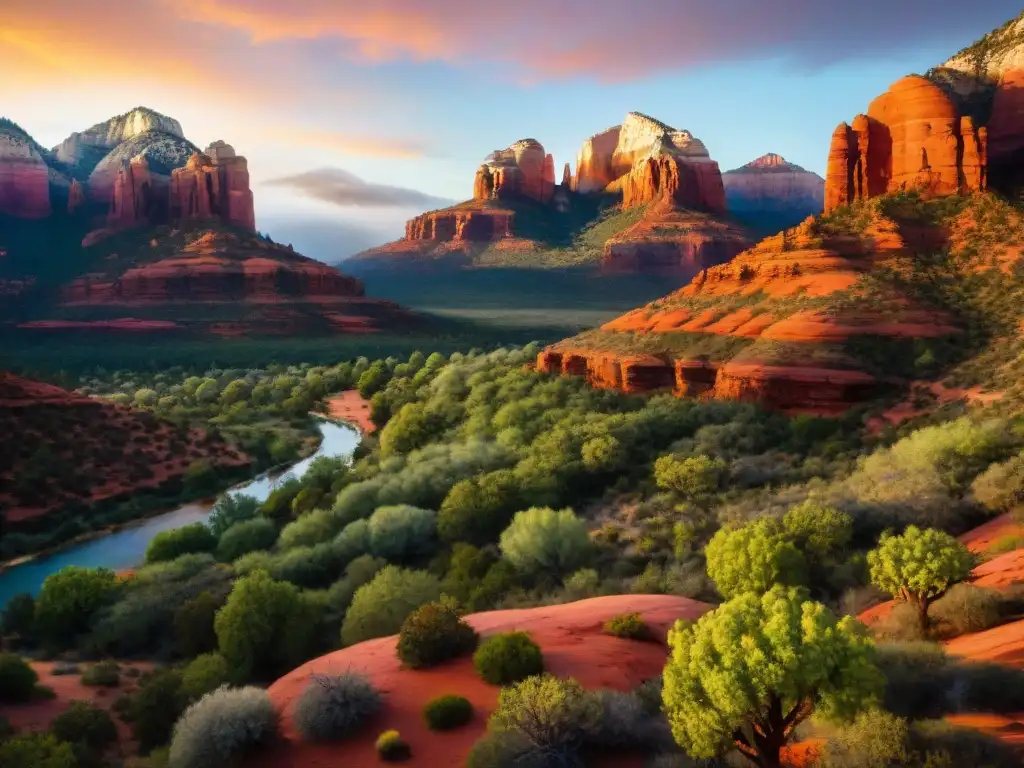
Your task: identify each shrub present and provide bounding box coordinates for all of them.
[34,567,117,646]
[970,451,1024,511]
[173,591,221,658]
[128,669,187,753]
[0,654,38,702]
[278,508,345,551]
[146,524,217,564]
[819,708,913,768]
[0,733,76,768]
[588,688,672,750]
[1,593,35,639]
[81,661,120,687]
[871,602,929,643]
[489,675,602,761]
[208,494,260,537]
[181,653,230,702]
[929,583,1003,637]
[603,613,650,640]
[423,694,473,731]
[473,632,544,685]
[368,505,437,561]
[466,730,539,768]
[910,719,1020,768]
[499,507,592,577]
[375,729,410,761]
[704,518,807,599]
[437,470,521,545]
[215,518,277,562]
[214,570,319,682]
[654,454,726,498]
[292,672,382,743]
[168,686,278,768]
[51,701,117,755]
[875,643,952,719]
[396,601,479,669]
[333,519,371,563]
[341,566,442,646]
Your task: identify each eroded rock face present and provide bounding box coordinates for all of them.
[67,180,86,215]
[574,113,725,213]
[723,154,825,226]
[825,76,987,211]
[473,139,555,203]
[987,68,1024,187]
[108,156,159,228]
[54,107,184,169]
[169,144,255,230]
[405,209,512,242]
[0,134,51,219]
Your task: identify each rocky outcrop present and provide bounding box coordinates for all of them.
[825,76,987,211]
[574,113,726,213]
[168,144,255,230]
[473,139,555,203]
[0,133,52,219]
[723,154,824,231]
[108,156,158,228]
[54,107,184,171]
[67,180,86,215]
[405,208,512,242]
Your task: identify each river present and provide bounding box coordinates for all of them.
[0,420,360,609]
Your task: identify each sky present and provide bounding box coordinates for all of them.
[4,0,1022,262]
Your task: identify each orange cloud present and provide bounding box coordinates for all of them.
[173,0,1022,81]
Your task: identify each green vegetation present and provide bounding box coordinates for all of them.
[422,694,473,731]
[0,653,38,702]
[167,686,277,768]
[473,632,544,685]
[603,612,650,640]
[375,729,411,761]
[395,600,479,669]
[81,661,121,687]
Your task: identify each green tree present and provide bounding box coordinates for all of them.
[129,669,186,753]
[654,454,727,498]
[781,501,853,562]
[357,361,389,399]
[368,505,437,561]
[173,591,221,658]
[499,507,592,577]
[0,653,38,702]
[34,567,117,646]
[662,586,881,768]
[214,569,318,682]
[208,494,260,537]
[145,523,217,564]
[180,653,231,701]
[50,701,117,764]
[0,733,76,768]
[438,470,521,545]
[867,526,975,629]
[704,519,807,599]
[1,593,35,639]
[219,379,251,407]
[341,566,442,646]
[216,518,277,562]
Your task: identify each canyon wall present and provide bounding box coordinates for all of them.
[169,143,256,231]
[0,133,52,219]
[723,154,824,230]
[824,76,987,211]
[473,139,555,204]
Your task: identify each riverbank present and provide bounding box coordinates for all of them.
[323,390,375,434]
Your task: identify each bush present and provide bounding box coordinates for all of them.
[173,591,221,658]
[910,719,1020,768]
[181,654,231,702]
[929,583,1003,637]
[208,494,260,537]
[0,733,76,768]
[396,601,479,669]
[341,566,442,646]
[704,518,807,599]
[215,518,277,562]
[466,730,541,768]
[819,708,913,768]
[423,694,473,731]
[1,593,35,639]
[375,729,410,762]
[51,701,117,755]
[473,632,544,685]
[588,688,672,750]
[81,661,120,687]
[871,602,930,643]
[0,654,38,702]
[368,505,437,561]
[654,454,725,498]
[970,451,1024,511]
[603,613,650,640]
[292,672,382,743]
[146,524,217,564]
[129,669,187,753]
[489,675,601,762]
[34,567,118,646]
[168,686,278,768]
[278,508,345,551]
[214,570,319,682]
[499,507,592,577]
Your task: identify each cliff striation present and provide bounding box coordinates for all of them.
[473,139,555,204]
[0,125,52,219]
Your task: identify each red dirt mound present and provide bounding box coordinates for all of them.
[324,390,375,434]
[253,595,710,768]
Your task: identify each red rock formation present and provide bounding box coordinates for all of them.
[989,68,1024,161]
[0,135,51,219]
[622,152,727,213]
[169,143,255,230]
[404,209,512,242]
[825,76,987,211]
[473,139,554,203]
[67,180,86,215]
[562,162,572,187]
[108,156,156,228]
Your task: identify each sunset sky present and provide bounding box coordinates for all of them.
[5,0,1021,261]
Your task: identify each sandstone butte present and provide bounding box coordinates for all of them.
[534,189,1024,413]
[0,372,251,524]
[248,595,711,768]
[353,112,749,276]
[0,130,52,219]
[824,75,988,212]
[722,153,825,221]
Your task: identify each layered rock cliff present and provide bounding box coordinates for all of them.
[825,76,987,211]
[0,127,52,219]
[723,154,824,233]
[54,107,185,175]
[87,130,197,207]
[473,139,555,204]
[169,144,256,231]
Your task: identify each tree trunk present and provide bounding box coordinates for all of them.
[916,595,930,632]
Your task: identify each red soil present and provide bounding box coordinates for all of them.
[945,618,1024,668]
[253,595,710,768]
[325,390,375,434]
[960,512,1024,554]
[868,380,1005,433]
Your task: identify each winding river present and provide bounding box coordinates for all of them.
[0,420,360,609]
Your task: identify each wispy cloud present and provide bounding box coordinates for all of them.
[267,128,431,159]
[265,167,455,208]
